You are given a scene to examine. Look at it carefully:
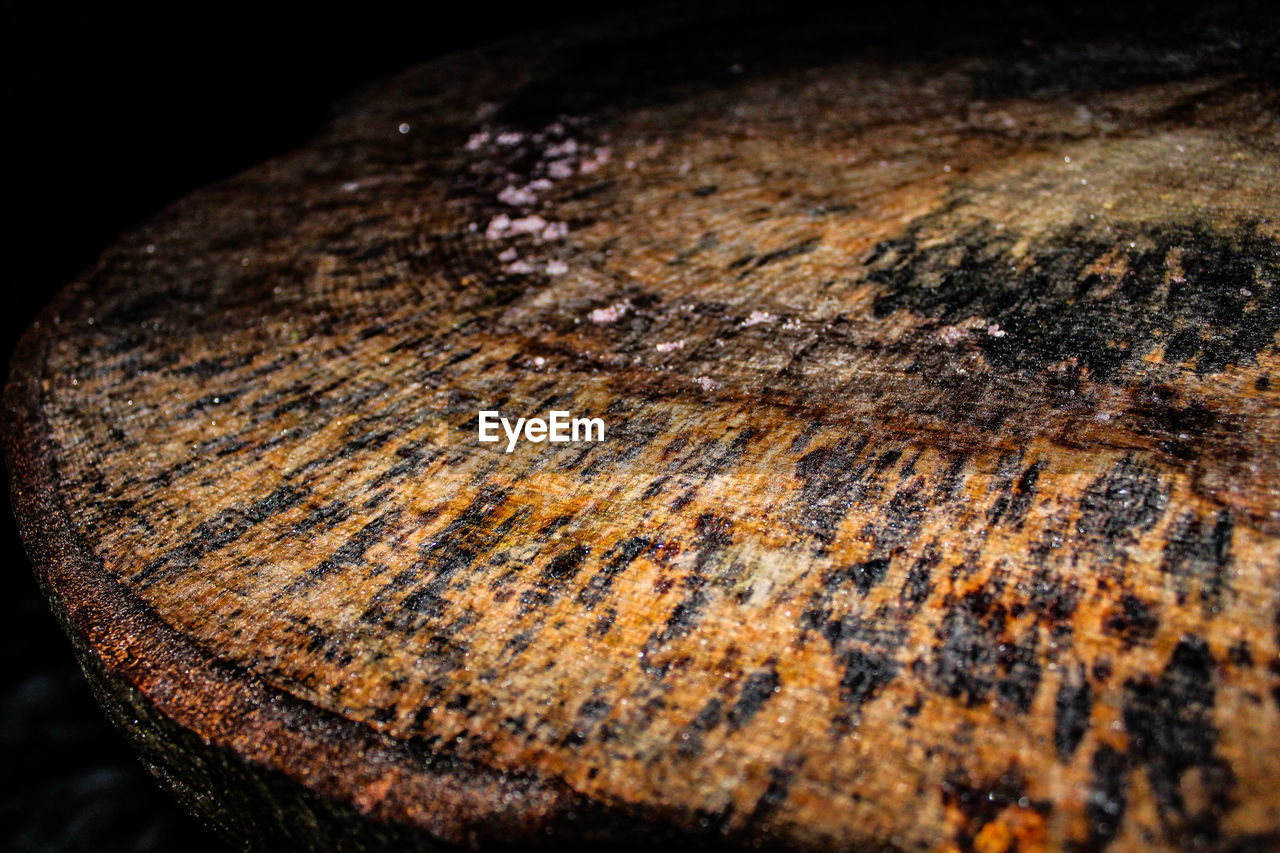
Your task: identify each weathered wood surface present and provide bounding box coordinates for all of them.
[6,4,1280,850]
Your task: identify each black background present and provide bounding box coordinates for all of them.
[1,2,653,849]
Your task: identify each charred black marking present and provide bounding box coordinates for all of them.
[1077,456,1167,559]
[678,697,724,758]
[563,697,612,747]
[750,237,820,270]
[747,762,797,824]
[578,536,651,608]
[287,511,402,593]
[727,661,781,730]
[1161,510,1234,613]
[927,591,1003,706]
[543,543,591,582]
[1228,640,1252,668]
[1085,744,1130,850]
[838,647,899,708]
[1054,664,1093,760]
[1122,635,1235,846]
[996,628,1041,714]
[846,558,890,595]
[670,231,719,265]
[363,487,510,627]
[1129,383,1219,461]
[1102,594,1160,648]
[136,484,309,587]
[899,547,938,616]
[794,435,871,544]
[1006,461,1046,527]
[970,42,1211,100]
[941,768,1039,850]
[869,218,1280,382]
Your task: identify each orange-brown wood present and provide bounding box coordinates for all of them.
[6,5,1280,850]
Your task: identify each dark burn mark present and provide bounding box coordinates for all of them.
[286,511,402,594]
[838,648,899,709]
[1129,383,1219,461]
[1122,636,1235,846]
[563,697,612,747]
[542,543,591,582]
[363,487,510,629]
[578,536,650,608]
[996,628,1041,714]
[748,237,820,272]
[868,218,1280,382]
[136,485,308,587]
[899,547,938,616]
[1102,594,1160,648]
[678,698,723,758]
[925,591,1041,712]
[1054,664,1092,760]
[1076,456,1167,560]
[727,661,781,730]
[794,435,871,544]
[803,582,905,710]
[846,558,890,595]
[1161,510,1234,613]
[941,768,1042,851]
[991,460,1045,528]
[970,42,1210,100]
[641,515,735,666]
[747,761,798,825]
[1085,744,1130,850]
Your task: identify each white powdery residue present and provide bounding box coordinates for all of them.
[498,184,539,206]
[580,146,612,174]
[695,376,720,391]
[545,138,579,158]
[986,323,1007,338]
[485,214,511,240]
[507,215,548,238]
[546,260,569,276]
[496,131,524,146]
[655,340,685,353]
[679,160,692,175]
[937,325,967,346]
[498,247,518,262]
[528,179,553,192]
[781,318,803,331]
[741,310,776,328]
[532,356,547,367]
[505,259,533,274]
[588,300,631,324]
[541,221,569,241]
[464,131,489,151]
[547,160,574,179]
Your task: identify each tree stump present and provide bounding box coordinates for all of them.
[6,5,1280,851]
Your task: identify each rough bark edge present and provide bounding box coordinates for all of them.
[2,281,750,852]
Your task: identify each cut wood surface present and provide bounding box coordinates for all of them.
[6,4,1280,850]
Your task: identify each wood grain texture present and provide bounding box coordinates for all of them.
[6,4,1280,850]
